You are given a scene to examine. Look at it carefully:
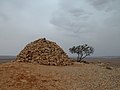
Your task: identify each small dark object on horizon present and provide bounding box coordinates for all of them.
[81,60,89,64]
[43,38,46,42]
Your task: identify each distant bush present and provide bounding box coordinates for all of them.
[69,44,94,62]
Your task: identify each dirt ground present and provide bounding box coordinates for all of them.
[0,61,120,90]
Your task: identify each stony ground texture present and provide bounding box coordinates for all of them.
[0,62,120,90]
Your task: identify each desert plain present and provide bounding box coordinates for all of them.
[0,57,120,90]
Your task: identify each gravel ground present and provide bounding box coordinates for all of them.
[0,62,120,90]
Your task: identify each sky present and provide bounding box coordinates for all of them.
[0,0,120,56]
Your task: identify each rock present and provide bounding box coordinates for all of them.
[105,66,113,70]
[16,38,72,66]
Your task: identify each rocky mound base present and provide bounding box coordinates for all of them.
[16,38,72,66]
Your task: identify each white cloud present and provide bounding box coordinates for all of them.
[87,0,120,12]
[50,0,120,56]
[0,0,59,55]
[0,0,120,56]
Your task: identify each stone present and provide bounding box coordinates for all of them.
[16,38,72,66]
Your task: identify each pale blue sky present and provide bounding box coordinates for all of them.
[0,0,120,56]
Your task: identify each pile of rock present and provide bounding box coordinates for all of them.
[16,38,72,66]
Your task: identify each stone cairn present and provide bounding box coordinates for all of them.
[16,38,72,66]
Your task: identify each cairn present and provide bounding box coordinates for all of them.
[16,38,72,66]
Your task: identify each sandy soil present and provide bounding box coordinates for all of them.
[0,61,120,90]
[85,58,120,68]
